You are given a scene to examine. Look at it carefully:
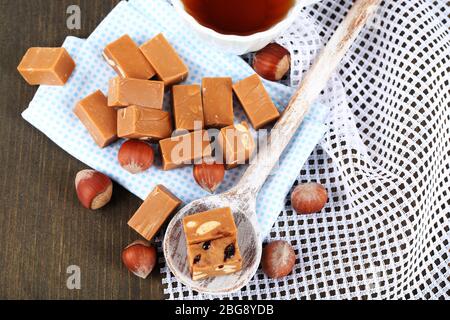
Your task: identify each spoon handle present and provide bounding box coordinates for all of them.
[236,0,382,195]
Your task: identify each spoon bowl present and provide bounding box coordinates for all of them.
[163,192,261,294]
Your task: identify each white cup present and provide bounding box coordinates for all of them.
[171,0,321,55]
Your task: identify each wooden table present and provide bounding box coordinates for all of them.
[0,0,165,300]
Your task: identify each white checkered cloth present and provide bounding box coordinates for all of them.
[162,0,450,300]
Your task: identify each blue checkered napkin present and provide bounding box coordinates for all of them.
[22,0,328,239]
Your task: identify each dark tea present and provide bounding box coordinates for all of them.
[181,0,296,36]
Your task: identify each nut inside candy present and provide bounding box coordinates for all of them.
[186,221,197,228]
[196,221,221,236]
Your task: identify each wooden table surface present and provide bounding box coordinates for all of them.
[0,0,165,300]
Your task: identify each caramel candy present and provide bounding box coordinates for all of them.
[117,106,173,140]
[219,122,256,170]
[108,77,164,109]
[183,208,237,245]
[128,185,182,241]
[187,236,243,281]
[140,33,189,86]
[74,90,118,148]
[103,35,155,79]
[17,48,75,86]
[159,131,212,171]
[183,208,242,280]
[202,77,234,128]
[172,84,204,131]
[233,74,280,129]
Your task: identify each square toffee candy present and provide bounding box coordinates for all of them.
[108,77,164,109]
[183,208,237,245]
[128,185,182,241]
[117,106,173,140]
[103,35,155,79]
[74,90,118,148]
[187,236,243,281]
[172,84,204,132]
[233,74,280,130]
[218,121,256,170]
[202,77,234,128]
[159,130,212,171]
[140,33,189,86]
[183,208,242,281]
[17,47,75,86]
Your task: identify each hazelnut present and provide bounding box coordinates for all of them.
[253,43,291,81]
[75,169,113,210]
[262,241,296,279]
[193,163,225,193]
[291,182,328,214]
[118,140,154,174]
[122,240,157,279]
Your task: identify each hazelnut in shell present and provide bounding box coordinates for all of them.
[262,240,296,279]
[118,140,155,174]
[253,43,291,81]
[291,182,328,214]
[122,240,157,279]
[75,169,113,210]
[193,162,225,193]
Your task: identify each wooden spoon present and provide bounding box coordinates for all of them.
[163,0,382,295]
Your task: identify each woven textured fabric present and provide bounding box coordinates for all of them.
[161,0,449,300]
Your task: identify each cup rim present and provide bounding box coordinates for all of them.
[171,0,303,43]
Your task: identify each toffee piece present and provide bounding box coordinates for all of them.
[202,77,234,128]
[183,208,237,245]
[104,35,155,79]
[128,185,182,241]
[74,90,118,148]
[183,208,242,280]
[233,74,280,129]
[187,236,243,281]
[159,130,212,171]
[108,77,164,109]
[117,106,173,140]
[140,33,189,86]
[17,47,75,86]
[172,84,204,131]
[218,121,255,170]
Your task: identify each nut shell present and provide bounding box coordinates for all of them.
[118,140,155,174]
[193,163,225,193]
[262,240,296,279]
[122,240,157,279]
[75,169,113,210]
[253,43,291,81]
[291,182,328,214]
